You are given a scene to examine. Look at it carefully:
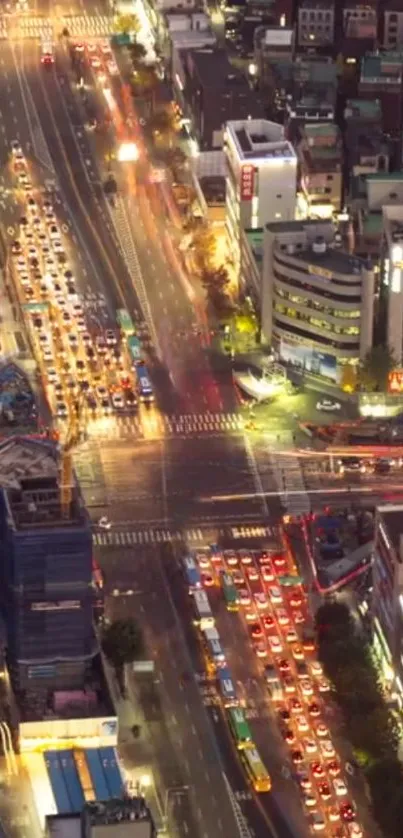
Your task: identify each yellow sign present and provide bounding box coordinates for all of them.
[308,264,333,280]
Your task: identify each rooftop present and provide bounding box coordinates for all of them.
[294,242,367,277]
[265,219,332,235]
[377,505,403,563]
[0,437,85,530]
[0,361,38,436]
[361,52,403,83]
[188,47,248,89]
[19,655,114,723]
[84,798,154,838]
[245,228,264,265]
[300,0,334,8]
[344,99,382,121]
[362,212,383,236]
[226,118,296,162]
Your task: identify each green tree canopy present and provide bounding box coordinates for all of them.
[367,758,403,838]
[131,66,158,95]
[102,618,144,668]
[360,344,396,392]
[114,14,139,35]
[128,41,147,65]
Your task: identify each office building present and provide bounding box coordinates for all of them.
[225,118,297,272]
[285,58,337,137]
[372,504,403,707]
[383,1,403,50]
[343,1,377,39]
[0,436,96,690]
[176,47,264,151]
[261,220,374,380]
[381,202,403,365]
[297,0,335,50]
[344,99,389,178]
[296,122,343,218]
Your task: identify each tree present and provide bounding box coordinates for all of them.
[367,758,403,838]
[360,344,396,392]
[128,41,147,66]
[147,109,178,145]
[340,363,358,393]
[114,14,140,35]
[102,618,144,669]
[193,227,217,270]
[131,66,159,96]
[201,265,230,294]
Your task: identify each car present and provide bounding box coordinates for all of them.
[254,593,268,610]
[296,769,312,791]
[302,792,316,809]
[328,807,340,823]
[346,823,363,838]
[263,615,275,631]
[278,707,291,723]
[281,727,297,745]
[337,456,366,475]
[300,678,314,697]
[47,368,58,383]
[27,196,37,214]
[317,781,331,800]
[268,635,282,655]
[283,676,296,694]
[224,550,238,566]
[302,738,317,755]
[239,550,253,565]
[328,760,340,776]
[62,311,72,326]
[104,328,117,346]
[307,701,321,717]
[85,346,95,360]
[272,554,287,571]
[90,55,101,69]
[42,347,53,362]
[275,608,289,626]
[81,332,91,345]
[262,565,274,582]
[76,359,86,376]
[340,802,356,823]
[289,591,303,608]
[76,317,86,332]
[319,739,335,759]
[294,610,305,624]
[292,644,304,660]
[268,585,282,604]
[38,332,50,345]
[125,389,138,408]
[68,333,79,348]
[309,811,326,832]
[315,723,329,738]
[48,224,59,239]
[72,302,84,317]
[295,715,309,733]
[11,139,23,157]
[247,567,259,582]
[107,58,118,75]
[56,401,68,418]
[311,761,325,780]
[53,240,64,255]
[289,697,303,714]
[11,240,22,255]
[310,661,323,677]
[286,628,298,644]
[254,642,267,658]
[100,397,111,414]
[278,658,291,674]
[291,749,303,765]
[202,573,214,588]
[250,622,263,640]
[233,571,244,586]
[333,778,347,797]
[316,399,341,412]
[317,678,331,693]
[239,589,251,606]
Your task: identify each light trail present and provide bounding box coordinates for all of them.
[197,483,403,502]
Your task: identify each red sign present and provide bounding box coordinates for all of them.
[388,370,403,393]
[241,164,255,201]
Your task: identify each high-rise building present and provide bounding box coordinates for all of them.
[225,118,297,273]
[372,504,403,707]
[0,436,96,690]
[381,202,403,364]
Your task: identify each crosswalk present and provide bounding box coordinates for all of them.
[86,412,245,441]
[270,451,311,518]
[93,524,276,548]
[0,14,113,40]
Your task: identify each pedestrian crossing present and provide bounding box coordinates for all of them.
[270,451,311,518]
[61,15,114,38]
[17,18,52,39]
[93,524,276,548]
[86,412,245,441]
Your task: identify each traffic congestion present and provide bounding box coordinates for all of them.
[8,141,154,435]
[183,545,364,838]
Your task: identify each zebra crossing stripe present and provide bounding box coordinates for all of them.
[92,524,278,548]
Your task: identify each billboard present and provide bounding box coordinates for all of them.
[388,370,403,393]
[19,716,118,752]
[278,337,338,382]
[240,165,255,201]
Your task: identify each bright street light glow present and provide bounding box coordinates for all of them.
[117,142,139,162]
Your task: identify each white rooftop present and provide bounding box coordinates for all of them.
[226,119,296,162]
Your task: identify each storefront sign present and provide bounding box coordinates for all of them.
[241,165,255,201]
[388,370,403,393]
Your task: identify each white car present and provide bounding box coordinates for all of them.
[99,39,112,56]
[56,402,68,418]
[302,738,317,755]
[268,585,282,604]
[295,715,309,733]
[333,778,347,797]
[300,678,314,697]
[47,368,59,383]
[105,329,117,346]
[316,398,341,412]
[111,391,124,410]
[239,589,251,606]
[43,347,53,362]
[48,224,60,239]
[107,58,118,75]
[267,635,282,655]
[68,333,79,347]
[319,739,335,759]
[347,824,363,838]
[275,608,289,626]
[11,139,23,157]
[286,628,298,644]
[254,592,268,610]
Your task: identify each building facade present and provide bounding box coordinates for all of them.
[0,438,95,690]
[225,118,297,271]
[296,121,343,218]
[261,221,375,380]
[372,505,403,707]
[383,2,403,50]
[297,0,335,49]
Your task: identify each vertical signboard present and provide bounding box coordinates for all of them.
[241,165,255,201]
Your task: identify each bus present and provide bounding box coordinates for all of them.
[227,707,253,750]
[117,308,135,336]
[242,748,271,793]
[217,667,238,707]
[127,334,143,366]
[221,572,239,612]
[136,363,154,403]
[183,555,202,591]
[192,589,215,630]
[203,627,226,668]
